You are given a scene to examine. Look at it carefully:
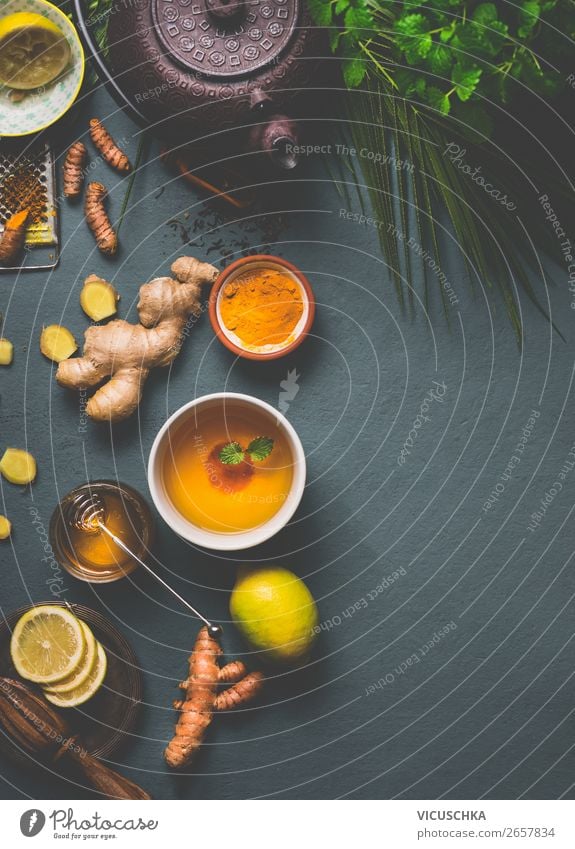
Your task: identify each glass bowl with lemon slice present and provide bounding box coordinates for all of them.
[0,0,84,137]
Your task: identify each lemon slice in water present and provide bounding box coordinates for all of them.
[10,605,85,684]
[44,641,107,708]
[0,12,71,90]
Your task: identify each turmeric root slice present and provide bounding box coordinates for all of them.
[0,448,37,485]
[85,182,117,255]
[0,338,13,365]
[89,118,131,172]
[63,141,87,199]
[80,275,119,322]
[0,209,29,264]
[0,515,11,539]
[40,325,78,363]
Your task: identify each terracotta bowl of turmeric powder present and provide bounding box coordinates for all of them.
[209,255,315,360]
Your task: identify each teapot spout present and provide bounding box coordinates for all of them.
[249,115,300,170]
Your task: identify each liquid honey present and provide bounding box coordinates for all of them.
[50,482,154,583]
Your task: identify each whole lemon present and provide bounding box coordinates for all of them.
[230,566,318,664]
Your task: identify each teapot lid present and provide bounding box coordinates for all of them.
[152,0,300,79]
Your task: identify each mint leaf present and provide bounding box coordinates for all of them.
[424,85,451,114]
[395,68,427,97]
[472,3,498,25]
[308,0,333,27]
[428,42,453,75]
[452,63,482,101]
[394,14,427,50]
[517,0,541,37]
[405,32,432,63]
[247,437,274,462]
[329,27,343,52]
[219,442,245,465]
[344,5,374,32]
[343,56,367,87]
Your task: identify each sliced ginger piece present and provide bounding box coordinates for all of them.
[0,448,37,485]
[80,275,119,322]
[0,338,13,365]
[40,325,77,363]
[0,515,11,539]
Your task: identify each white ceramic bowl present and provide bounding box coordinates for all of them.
[147,393,306,551]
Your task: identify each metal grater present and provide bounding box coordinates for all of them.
[0,142,59,271]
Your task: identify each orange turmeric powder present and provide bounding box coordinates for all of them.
[219,266,304,349]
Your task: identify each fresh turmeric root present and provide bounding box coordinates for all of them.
[89,118,131,172]
[0,209,29,264]
[165,626,264,769]
[56,256,218,422]
[85,182,117,255]
[63,142,87,198]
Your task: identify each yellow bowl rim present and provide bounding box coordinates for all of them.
[0,0,86,137]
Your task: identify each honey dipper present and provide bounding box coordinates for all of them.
[67,491,222,639]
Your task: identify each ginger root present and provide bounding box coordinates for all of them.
[56,256,218,422]
[0,516,11,539]
[0,209,29,264]
[165,626,264,770]
[0,448,37,485]
[80,275,119,322]
[0,338,13,365]
[89,118,131,172]
[63,142,87,199]
[40,325,78,363]
[85,182,117,256]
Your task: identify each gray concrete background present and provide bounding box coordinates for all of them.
[0,80,574,800]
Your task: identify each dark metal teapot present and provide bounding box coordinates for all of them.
[102,0,326,168]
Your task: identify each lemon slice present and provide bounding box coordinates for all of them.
[0,12,71,90]
[10,606,85,684]
[43,621,97,694]
[44,642,107,708]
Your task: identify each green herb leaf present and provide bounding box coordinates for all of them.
[247,437,274,462]
[452,63,482,101]
[424,85,451,114]
[472,3,498,25]
[428,42,453,75]
[219,442,245,465]
[518,0,541,37]
[343,57,367,87]
[396,68,427,97]
[307,0,333,27]
[344,5,374,32]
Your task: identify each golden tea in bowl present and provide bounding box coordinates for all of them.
[163,407,293,533]
[148,394,306,551]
